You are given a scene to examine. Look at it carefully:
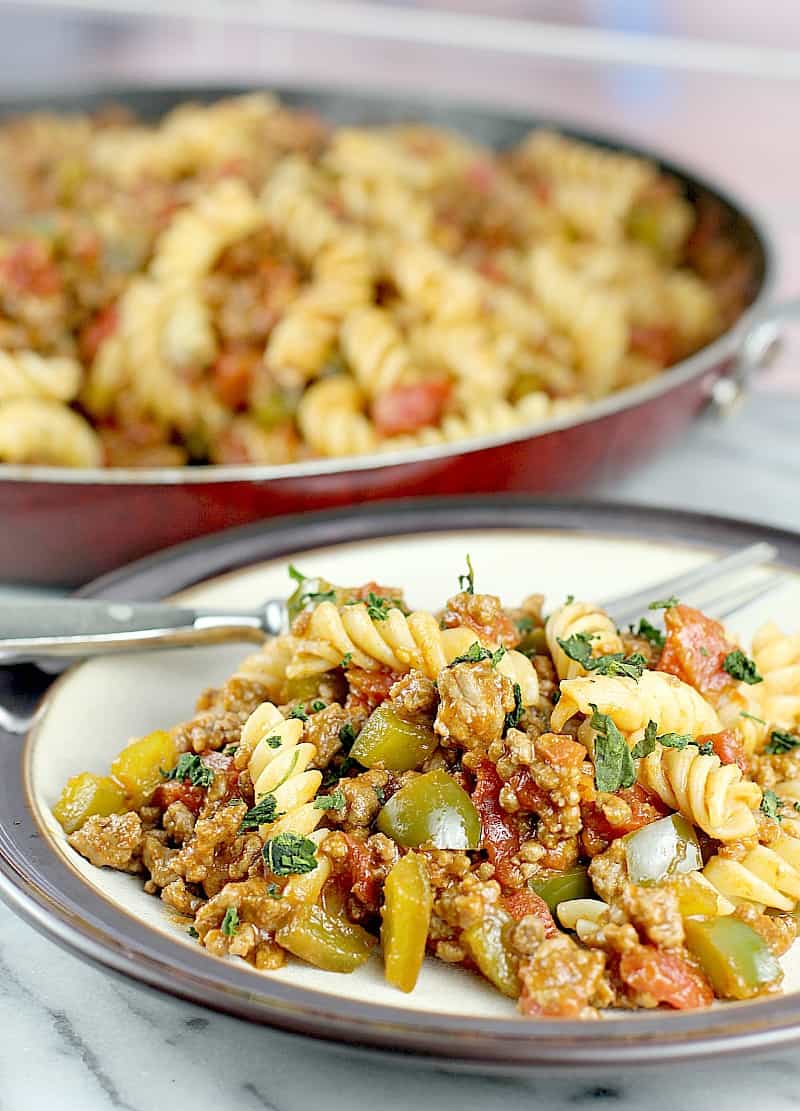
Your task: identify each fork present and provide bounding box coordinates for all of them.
[0,541,784,664]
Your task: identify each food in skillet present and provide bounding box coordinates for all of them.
[0,93,752,468]
[55,564,800,1017]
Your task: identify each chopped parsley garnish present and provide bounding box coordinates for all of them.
[631,720,658,760]
[240,794,283,831]
[765,729,800,755]
[656,732,695,750]
[339,722,357,751]
[723,650,763,685]
[591,706,636,792]
[761,790,784,823]
[504,683,524,732]
[187,925,199,938]
[516,616,534,633]
[265,736,283,749]
[267,883,283,899]
[322,755,360,788]
[222,743,239,757]
[311,700,326,713]
[314,790,345,812]
[341,652,353,668]
[164,753,214,789]
[741,711,766,725]
[458,554,475,594]
[221,907,239,936]
[699,646,709,657]
[288,705,309,721]
[450,641,505,667]
[287,565,337,611]
[795,802,800,815]
[557,633,646,679]
[632,618,665,650]
[345,591,404,621]
[551,689,561,705]
[696,741,714,755]
[263,832,318,876]
[374,786,386,807]
[565,594,575,605]
[648,596,679,610]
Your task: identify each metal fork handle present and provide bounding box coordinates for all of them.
[602,542,777,627]
[0,599,278,662]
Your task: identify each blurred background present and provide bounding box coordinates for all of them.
[2,0,796,392]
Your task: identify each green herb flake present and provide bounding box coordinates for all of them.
[590,706,636,793]
[239,794,283,831]
[741,711,766,725]
[187,925,199,938]
[551,689,561,706]
[221,906,240,937]
[761,789,784,823]
[648,596,679,611]
[565,594,575,605]
[263,832,319,876]
[458,554,475,594]
[696,741,714,756]
[722,650,763,685]
[267,883,283,899]
[341,652,353,668]
[794,802,800,815]
[765,730,800,755]
[516,616,534,633]
[450,641,494,666]
[504,683,524,732]
[265,735,283,749]
[633,618,665,650]
[222,743,239,757]
[313,790,345,812]
[289,705,309,721]
[287,565,337,611]
[374,786,386,807]
[311,700,326,713]
[339,723,357,752]
[656,732,694,750]
[556,634,646,679]
[165,753,214,789]
[631,720,658,760]
[699,646,709,657]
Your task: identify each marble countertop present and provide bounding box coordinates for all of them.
[1,388,799,1109]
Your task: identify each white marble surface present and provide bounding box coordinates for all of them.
[0,388,799,1108]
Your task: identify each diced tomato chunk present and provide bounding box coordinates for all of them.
[472,760,519,888]
[698,729,747,773]
[211,347,260,409]
[629,323,676,367]
[1,240,61,296]
[502,888,558,937]
[581,784,671,856]
[344,667,400,722]
[371,379,451,437]
[79,302,118,363]
[343,834,382,910]
[657,604,736,696]
[151,779,205,815]
[535,733,587,768]
[619,946,714,1010]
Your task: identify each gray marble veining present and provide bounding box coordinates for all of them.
[2,388,799,1107]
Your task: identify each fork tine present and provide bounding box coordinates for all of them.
[691,573,786,622]
[602,542,777,627]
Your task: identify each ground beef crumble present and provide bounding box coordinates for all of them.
[68,811,143,872]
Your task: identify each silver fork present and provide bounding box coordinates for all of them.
[0,541,785,664]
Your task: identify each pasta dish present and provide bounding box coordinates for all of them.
[55,564,800,1017]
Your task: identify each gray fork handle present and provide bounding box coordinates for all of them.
[0,599,270,661]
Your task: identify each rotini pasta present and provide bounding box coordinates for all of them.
[752,622,800,728]
[0,350,82,404]
[545,601,624,680]
[638,745,760,840]
[0,397,101,466]
[704,834,800,912]
[551,669,722,742]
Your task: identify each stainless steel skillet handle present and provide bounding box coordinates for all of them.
[711,297,800,415]
[0,598,274,662]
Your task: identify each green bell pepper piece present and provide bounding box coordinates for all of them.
[350,705,437,772]
[462,909,519,998]
[624,814,702,884]
[376,769,481,850]
[531,865,593,910]
[382,852,432,992]
[684,915,781,999]
[276,905,376,973]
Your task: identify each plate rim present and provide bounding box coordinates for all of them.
[4,495,800,1070]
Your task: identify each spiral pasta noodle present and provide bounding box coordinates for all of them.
[545,601,624,680]
[0,350,82,404]
[389,241,484,323]
[551,669,721,742]
[243,702,330,905]
[637,744,760,841]
[296,376,377,457]
[752,621,800,728]
[286,600,538,705]
[704,834,800,912]
[340,307,417,398]
[0,397,101,466]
